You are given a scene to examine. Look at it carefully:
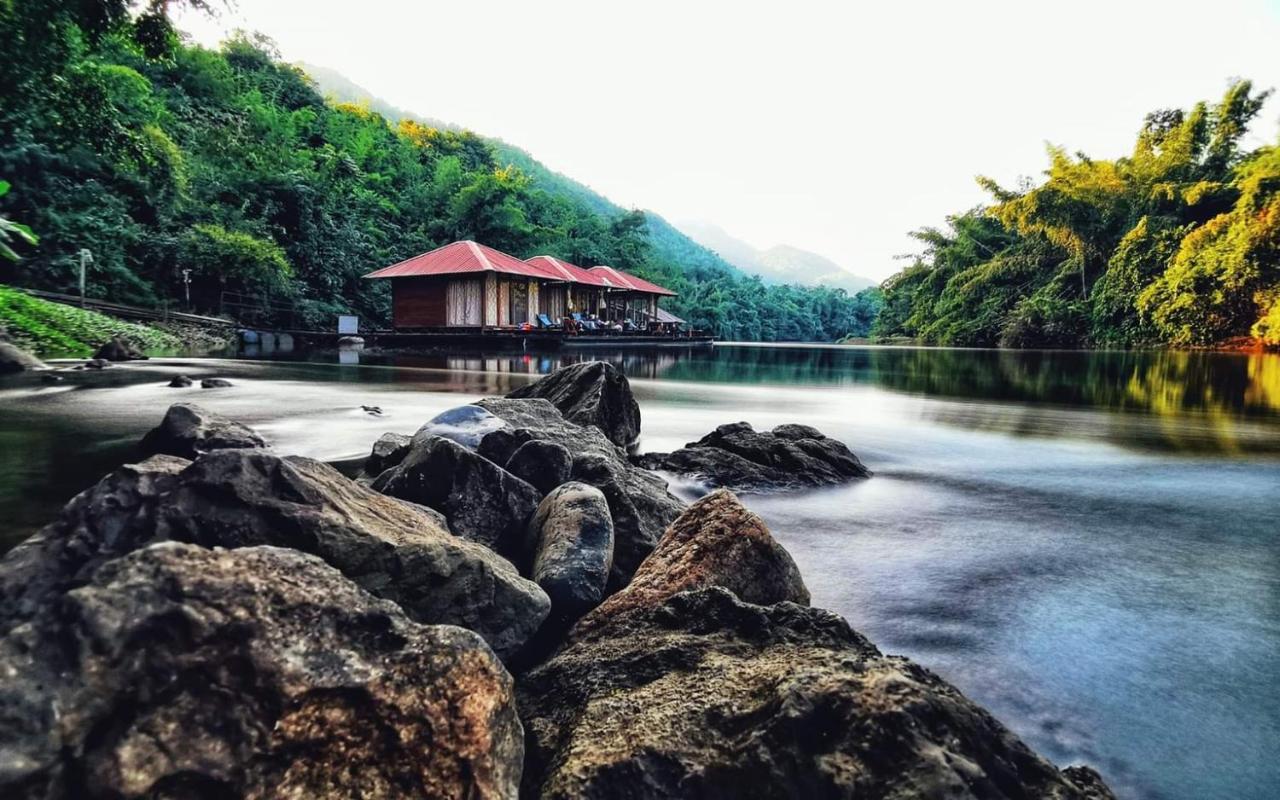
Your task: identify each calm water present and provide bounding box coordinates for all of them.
[1,344,1277,800]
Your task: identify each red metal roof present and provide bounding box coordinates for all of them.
[363,240,550,280]
[525,255,610,287]
[589,266,678,296]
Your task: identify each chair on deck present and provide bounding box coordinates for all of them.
[536,313,559,330]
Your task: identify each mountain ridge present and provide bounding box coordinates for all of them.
[679,221,874,293]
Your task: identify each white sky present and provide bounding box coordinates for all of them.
[174,0,1280,282]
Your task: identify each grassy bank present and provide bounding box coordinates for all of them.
[0,286,181,358]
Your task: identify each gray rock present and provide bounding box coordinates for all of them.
[529,482,614,625]
[0,542,524,799]
[200,377,233,388]
[167,374,193,387]
[374,432,542,566]
[0,341,47,373]
[138,402,267,459]
[506,439,572,495]
[476,398,684,589]
[0,450,550,661]
[364,431,412,478]
[519,495,1113,800]
[92,335,146,361]
[635,420,872,493]
[82,358,110,370]
[418,404,507,449]
[509,361,641,447]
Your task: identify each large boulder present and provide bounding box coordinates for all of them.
[362,431,412,479]
[529,482,614,626]
[505,439,572,495]
[92,335,146,361]
[0,341,47,373]
[636,420,872,493]
[475,397,684,589]
[418,404,508,449]
[0,450,549,660]
[373,432,541,565]
[509,361,641,448]
[519,588,1112,800]
[0,542,523,799]
[518,493,1113,799]
[138,402,267,459]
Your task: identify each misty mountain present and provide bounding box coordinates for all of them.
[680,222,874,293]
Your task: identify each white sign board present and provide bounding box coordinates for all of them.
[337,315,359,335]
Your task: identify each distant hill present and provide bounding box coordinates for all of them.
[299,63,741,280]
[680,222,874,293]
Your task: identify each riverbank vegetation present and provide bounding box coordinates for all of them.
[0,0,878,342]
[0,286,180,357]
[875,81,1280,349]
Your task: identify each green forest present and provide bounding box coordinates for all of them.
[0,0,880,343]
[875,81,1280,348]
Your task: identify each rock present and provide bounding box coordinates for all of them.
[82,358,110,369]
[167,373,193,387]
[39,373,63,384]
[419,404,508,449]
[519,587,1113,799]
[577,489,808,635]
[138,402,267,459]
[92,335,146,361]
[509,361,641,448]
[374,432,541,566]
[476,398,684,589]
[529,482,614,625]
[363,431,412,478]
[506,439,572,495]
[201,377,233,388]
[0,542,523,799]
[0,450,550,660]
[0,341,47,373]
[636,420,872,493]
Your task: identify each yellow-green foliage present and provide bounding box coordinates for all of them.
[0,286,180,357]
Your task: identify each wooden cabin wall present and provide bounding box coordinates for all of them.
[392,277,448,328]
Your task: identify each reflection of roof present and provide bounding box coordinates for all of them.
[524,255,610,287]
[364,240,549,279]
[588,266,678,296]
[655,308,686,324]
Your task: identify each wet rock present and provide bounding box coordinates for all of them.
[577,488,808,635]
[374,432,541,566]
[201,377,233,388]
[636,420,872,493]
[39,373,63,384]
[519,586,1113,799]
[418,404,507,449]
[529,482,614,625]
[505,439,572,495]
[476,398,684,589]
[0,542,524,800]
[139,402,267,459]
[363,431,412,478]
[92,335,147,361]
[81,358,110,370]
[509,361,641,447]
[0,341,47,373]
[0,450,550,660]
[167,373,193,387]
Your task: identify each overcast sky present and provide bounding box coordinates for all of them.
[174,0,1280,282]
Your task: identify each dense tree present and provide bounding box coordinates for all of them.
[0,5,875,341]
[877,81,1280,348]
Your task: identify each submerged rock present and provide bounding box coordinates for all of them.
[201,377,233,388]
[0,341,47,373]
[0,542,523,799]
[138,402,267,459]
[509,361,641,448]
[505,439,572,495]
[476,397,684,589]
[519,491,1113,800]
[92,335,147,361]
[0,449,549,660]
[374,432,541,566]
[167,373,193,387]
[636,420,872,493]
[529,482,614,626]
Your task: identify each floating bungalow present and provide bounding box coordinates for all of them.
[363,240,687,339]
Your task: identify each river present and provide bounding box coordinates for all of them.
[1,343,1277,800]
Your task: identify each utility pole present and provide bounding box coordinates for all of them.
[181,268,192,309]
[78,249,93,307]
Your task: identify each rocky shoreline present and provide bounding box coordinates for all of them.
[0,360,1114,798]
